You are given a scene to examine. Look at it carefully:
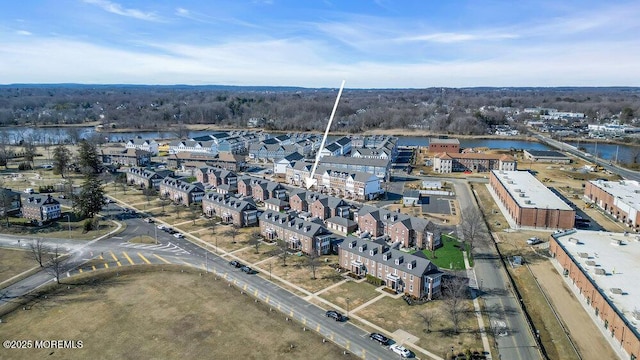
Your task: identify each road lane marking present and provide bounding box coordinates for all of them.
[122,251,135,265]
[153,254,172,264]
[137,252,151,264]
[92,265,96,271]
[104,263,109,268]
[109,251,122,266]
[78,268,83,273]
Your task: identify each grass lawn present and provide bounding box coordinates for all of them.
[0,248,38,285]
[357,296,483,357]
[416,234,468,270]
[261,255,344,294]
[319,279,380,311]
[0,269,356,360]
[0,212,118,241]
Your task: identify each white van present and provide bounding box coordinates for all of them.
[24,188,34,194]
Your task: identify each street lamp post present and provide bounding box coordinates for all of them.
[154,225,158,245]
[450,346,454,360]
[346,297,350,317]
[64,214,71,239]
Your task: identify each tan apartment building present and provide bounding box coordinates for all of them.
[259,210,333,255]
[202,193,258,227]
[159,178,205,206]
[433,152,517,173]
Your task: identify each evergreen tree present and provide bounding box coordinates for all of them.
[77,140,100,175]
[52,144,71,178]
[74,174,104,218]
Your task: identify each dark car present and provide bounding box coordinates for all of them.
[325,310,345,322]
[229,260,243,268]
[369,332,390,345]
[240,266,254,274]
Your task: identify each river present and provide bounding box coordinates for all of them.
[2,126,637,163]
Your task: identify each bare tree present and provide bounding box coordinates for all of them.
[417,310,436,333]
[306,251,321,280]
[45,246,65,284]
[275,239,290,267]
[173,203,182,219]
[188,203,200,225]
[442,273,469,334]
[247,230,262,254]
[460,206,485,249]
[224,225,240,244]
[28,238,47,267]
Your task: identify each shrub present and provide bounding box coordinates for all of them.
[18,162,32,170]
[366,274,384,286]
[82,219,94,232]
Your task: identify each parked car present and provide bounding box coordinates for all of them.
[144,218,154,223]
[389,344,411,358]
[229,260,243,268]
[240,266,254,274]
[173,232,184,238]
[24,188,34,194]
[369,333,390,345]
[526,237,542,245]
[325,310,345,322]
[156,224,165,230]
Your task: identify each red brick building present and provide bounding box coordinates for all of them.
[338,237,442,299]
[490,170,575,229]
[428,138,460,153]
[584,179,640,230]
[549,230,640,360]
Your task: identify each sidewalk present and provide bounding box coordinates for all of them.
[464,251,493,360]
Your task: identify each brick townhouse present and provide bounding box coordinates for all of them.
[159,178,205,206]
[310,195,350,220]
[21,194,61,222]
[126,167,174,189]
[355,206,441,250]
[338,237,443,299]
[251,179,287,202]
[259,210,333,255]
[202,193,258,227]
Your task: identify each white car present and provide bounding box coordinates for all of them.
[156,224,165,230]
[389,344,411,358]
[173,232,184,238]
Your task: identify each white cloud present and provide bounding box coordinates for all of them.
[398,32,518,43]
[16,30,32,36]
[83,0,162,22]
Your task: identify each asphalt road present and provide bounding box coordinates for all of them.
[0,210,399,360]
[533,133,640,182]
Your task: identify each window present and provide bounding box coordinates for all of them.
[385,266,388,272]
[410,275,414,281]
[409,285,413,292]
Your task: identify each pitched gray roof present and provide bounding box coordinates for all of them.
[260,210,329,237]
[339,237,439,277]
[320,156,390,167]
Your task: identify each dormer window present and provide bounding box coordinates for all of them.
[383,252,391,261]
[407,260,416,270]
[395,256,403,265]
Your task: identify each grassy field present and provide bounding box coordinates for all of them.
[0,269,358,360]
[0,248,38,285]
[416,234,468,270]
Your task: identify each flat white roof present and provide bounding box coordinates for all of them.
[492,170,573,210]
[429,138,459,144]
[555,230,640,333]
[589,179,640,213]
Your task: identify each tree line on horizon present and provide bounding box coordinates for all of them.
[0,86,637,136]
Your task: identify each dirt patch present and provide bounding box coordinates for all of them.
[0,270,358,360]
[528,261,618,360]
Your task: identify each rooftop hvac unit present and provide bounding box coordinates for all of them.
[632,309,640,321]
[610,288,623,295]
[519,193,526,198]
[585,260,596,266]
[594,268,606,275]
[611,239,622,246]
[524,199,532,204]
[514,188,521,193]
[578,252,589,258]
[568,238,580,245]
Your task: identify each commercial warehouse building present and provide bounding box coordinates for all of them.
[490,170,575,229]
[549,230,639,360]
[584,179,640,230]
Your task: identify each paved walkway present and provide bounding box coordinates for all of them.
[464,251,493,360]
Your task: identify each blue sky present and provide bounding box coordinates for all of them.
[1,0,639,88]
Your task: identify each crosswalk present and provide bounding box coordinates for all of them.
[117,241,190,255]
[68,250,196,277]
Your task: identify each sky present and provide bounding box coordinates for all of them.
[1,0,639,88]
